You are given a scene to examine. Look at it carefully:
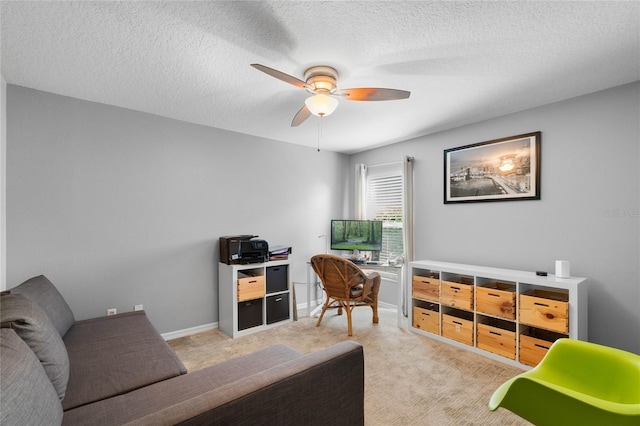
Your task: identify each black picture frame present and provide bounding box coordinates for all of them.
[444,132,541,204]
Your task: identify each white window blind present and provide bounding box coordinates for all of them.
[366,168,404,275]
[367,174,403,221]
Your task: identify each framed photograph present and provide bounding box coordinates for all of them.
[444,132,541,204]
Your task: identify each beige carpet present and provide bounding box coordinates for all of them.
[168,307,529,425]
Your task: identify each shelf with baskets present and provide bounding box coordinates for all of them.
[218,259,292,338]
[409,260,587,368]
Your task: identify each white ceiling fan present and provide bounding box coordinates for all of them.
[251,63,411,126]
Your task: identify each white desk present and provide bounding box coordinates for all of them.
[306,261,405,327]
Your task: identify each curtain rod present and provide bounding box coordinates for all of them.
[365,156,414,168]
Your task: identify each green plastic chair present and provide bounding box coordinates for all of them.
[489,338,640,425]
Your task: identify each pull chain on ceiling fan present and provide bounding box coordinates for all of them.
[317,117,322,152]
[250,63,411,127]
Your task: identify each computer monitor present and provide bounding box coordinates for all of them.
[330,220,383,259]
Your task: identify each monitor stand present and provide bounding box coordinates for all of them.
[349,249,366,264]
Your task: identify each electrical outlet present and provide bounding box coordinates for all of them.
[107,308,117,316]
[134,304,143,312]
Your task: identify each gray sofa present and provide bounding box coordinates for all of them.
[0,275,364,425]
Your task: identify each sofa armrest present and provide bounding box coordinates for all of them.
[128,340,364,426]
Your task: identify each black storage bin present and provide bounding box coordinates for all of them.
[266,265,288,293]
[266,293,290,325]
[238,299,263,331]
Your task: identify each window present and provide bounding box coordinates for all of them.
[365,165,404,266]
[356,158,414,315]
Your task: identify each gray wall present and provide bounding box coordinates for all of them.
[6,85,349,333]
[350,82,640,354]
[1,75,6,290]
[6,83,639,353]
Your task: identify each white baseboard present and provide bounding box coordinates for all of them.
[161,322,217,341]
[297,301,397,311]
[378,301,397,310]
[163,302,398,340]
[296,301,319,310]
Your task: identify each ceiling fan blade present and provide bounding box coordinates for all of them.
[339,88,411,101]
[291,104,311,127]
[251,64,311,89]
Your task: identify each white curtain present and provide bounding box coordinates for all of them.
[354,163,367,220]
[401,156,415,317]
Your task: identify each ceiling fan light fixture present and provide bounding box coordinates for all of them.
[251,63,410,126]
[305,94,339,117]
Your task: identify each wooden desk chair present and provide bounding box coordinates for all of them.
[310,254,381,336]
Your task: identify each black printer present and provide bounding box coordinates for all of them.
[219,235,269,264]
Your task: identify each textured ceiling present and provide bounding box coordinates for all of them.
[1,1,639,153]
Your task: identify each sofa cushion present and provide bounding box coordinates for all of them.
[11,275,75,337]
[0,329,64,425]
[1,292,70,400]
[62,311,187,411]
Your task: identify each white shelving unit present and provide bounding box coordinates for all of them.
[409,260,587,368]
[219,259,293,338]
